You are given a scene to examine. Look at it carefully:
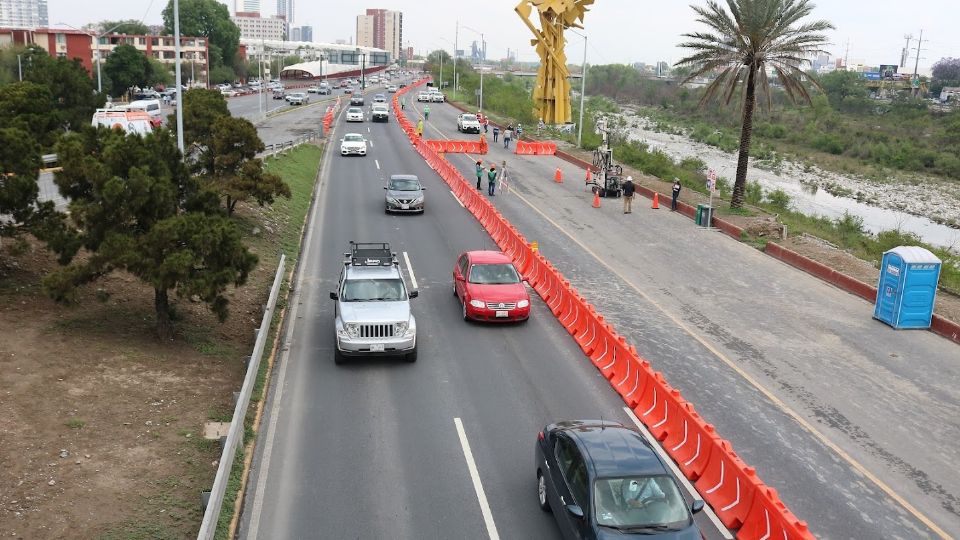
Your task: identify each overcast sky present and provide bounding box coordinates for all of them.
[47,0,959,72]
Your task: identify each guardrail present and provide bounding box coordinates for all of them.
[393,80,817,540]
[196,254,286,540]
[260,133,319,159]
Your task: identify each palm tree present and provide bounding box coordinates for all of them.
[675,0,833,208]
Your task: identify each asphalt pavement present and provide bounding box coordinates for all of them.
[238,86,729,540]
[401,98,960,539]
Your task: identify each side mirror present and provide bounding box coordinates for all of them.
[522,278,530,284]
[565,504,584,520]
[329,291,338,300]
[340,139,344,142]
[420,186,427,190]
[409,290,419,298]
[383,186,388,190]
[691,500,705,514]
[455,275,465,282]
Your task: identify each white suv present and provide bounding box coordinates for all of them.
[457,113,482,133]
[417,91,431,102]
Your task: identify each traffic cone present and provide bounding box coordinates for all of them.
[554,167,563,183]
[585,168,592,184]
[651,192,660,209]
[592,190,601,208]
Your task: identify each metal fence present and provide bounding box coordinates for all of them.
[196,254,286,540]
[260,133,320,160]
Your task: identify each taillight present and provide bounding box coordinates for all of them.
[538,431,545,441]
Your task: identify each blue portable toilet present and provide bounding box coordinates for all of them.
[873,246,941,329]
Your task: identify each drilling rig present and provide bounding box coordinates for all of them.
[586,115,623,197]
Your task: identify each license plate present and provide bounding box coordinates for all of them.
[496,310,509,318]
[370,343,385,352]
[401,204,409,210]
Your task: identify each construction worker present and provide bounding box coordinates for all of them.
[475,160,484,190]
[487,164,498,196]
[622,176,636,214]
[423,104,431,121]
[516,123,524,140]
[401,96,406,110]
[416,119,424,138]
[492,125,500,143]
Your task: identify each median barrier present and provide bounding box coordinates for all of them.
[598,335,630,381]
[738,486,816,540]
[695,441,760,529]
[589,325,617,366]
[614,353,653,408]
[660,406,719,481]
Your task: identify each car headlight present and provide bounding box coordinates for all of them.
[412,195,424,203]
[517,299,530,308]
[344,323,359,338]
[394,321,409,336]
[469,299,485,309]
[386,197,400,205]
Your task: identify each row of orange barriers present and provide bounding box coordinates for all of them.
[424,139,488,154]
[514,140,557,155]
[391,81,815,540]
[321,96,341,134]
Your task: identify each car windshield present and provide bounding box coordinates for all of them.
[342,278,406,301]
[348,108,361,114]
[594,476,690,531]
[344,134,364,142]
[468,263,520,285]
[462,114,477,122]
[389,178,420,191]
[373,106,388,112]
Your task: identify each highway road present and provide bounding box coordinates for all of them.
[238,87,729,539]
[400,98,960,539]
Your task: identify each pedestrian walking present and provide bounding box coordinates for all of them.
[492,125,500,142]
[475,160,484,190]
[487,164,498,196]
[483,118,489,133]
[423,104,430,121]
[504,126,513,149]
[401,97,406,110]
[416,119,424,138]
[499,160,509,193]
[671,178,682,211]
[516,123,524,140]
[537,118,545,136]
[622,176,636,214]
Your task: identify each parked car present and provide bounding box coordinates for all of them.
[286,92,309,105]
[457,113,482,134]
[384,175,425,214]
[339,133,368,156]
[429,91,446,103]
[536,420,705,540]
[453,251,530,322]
[220,88,237,98]
[345,107,365,122]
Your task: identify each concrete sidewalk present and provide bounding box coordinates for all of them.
[404,98,960,538]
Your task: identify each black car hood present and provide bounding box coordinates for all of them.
[595,524,701,540]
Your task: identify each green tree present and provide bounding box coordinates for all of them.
[103,44,153,96]
[208,65,235,85]
[0,82,61,147]
[177,88,230,151]
[0,128,45,241]
[46,127,257,339]
[675,0,833,208]
[99,19,151,35]
[819,70,869,112]
[932,57,960,82]
[208,116,290,216]
[20,46,105,131]
[163,0,240,69]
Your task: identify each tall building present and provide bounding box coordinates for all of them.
[235,0,260,13]
[232,12,287,42]
[276,0,293,24]
[290,26,300,41]
[355,9,401,61]
[299,25,312,42]
[0,0,48,28]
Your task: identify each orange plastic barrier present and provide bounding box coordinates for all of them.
[423,139,488,154]
[661,407,720,481]
[738,486,816,540]
[514,140,557,155]
[695,441,760,529]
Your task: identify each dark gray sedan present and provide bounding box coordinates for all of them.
[535,420,704,540]
[384,175,426,214]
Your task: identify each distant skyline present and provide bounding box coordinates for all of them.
[45,0,960,73]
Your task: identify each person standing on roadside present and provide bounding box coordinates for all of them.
[504,126,513,149]
[487,164,498,196]
[671,178,682,211]
[416,118,424,138]
[423,104,431,121]
[622,176,636,214]
[492,125,500,143]
[475,160,484,190]
[516,123,524,140]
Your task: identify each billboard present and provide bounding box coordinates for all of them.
[879,64,898,80]
[863,72,881,81]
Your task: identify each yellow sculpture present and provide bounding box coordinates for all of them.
[515,0,594,124]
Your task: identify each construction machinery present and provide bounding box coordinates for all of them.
[586,116,623,198]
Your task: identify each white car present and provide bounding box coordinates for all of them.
[286,92,309,105]
[457,113,482,133]
[429,91,446,103]
[220,88,237,97]
[340,133,368,156]
[387,85,398,93]
[345,107,365,122]
[417,91,431,102]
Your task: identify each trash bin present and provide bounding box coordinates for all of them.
[873,246,941,329]
[696,204,714,227]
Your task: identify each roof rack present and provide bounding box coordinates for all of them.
[344,241,397,267]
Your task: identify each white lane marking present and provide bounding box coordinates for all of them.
[368,139,374,148]
[375,159,381,170]
[454,418,501,540]
[450,191,465,208]
[246,120,335,540]
[624,407,733,539]
[489,171,952,540]
[367,126,371,133]
[403,251,418,290]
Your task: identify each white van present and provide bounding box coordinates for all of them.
[125,99,163,127]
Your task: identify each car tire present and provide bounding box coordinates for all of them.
[405,347,417,363]
[462,299,470,322]
[334,348,345,365]
[537,470,551,512]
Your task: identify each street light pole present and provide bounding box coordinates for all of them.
[173,0,185,154]
[454,21,459,97]
[17,54,22,81]
[574,32,588,148]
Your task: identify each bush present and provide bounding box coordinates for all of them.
[834,211,865,243]
[745,180,763,204]
[765,188,791,210]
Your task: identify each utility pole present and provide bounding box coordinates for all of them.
[173,0,184,154]
[912,29,926,96]
[843,38,850,70]
[17,54,22,81]
[454,21,459,97]
[901,34,913,68]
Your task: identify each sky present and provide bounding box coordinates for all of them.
[47,0,960,73]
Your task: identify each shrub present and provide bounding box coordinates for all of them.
[765,188,791,210]
[745,180,763,204]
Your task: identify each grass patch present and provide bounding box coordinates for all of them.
[65,418,85,429]
[99,523,183,540]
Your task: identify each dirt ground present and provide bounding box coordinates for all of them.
[0,203,279,539]
[561,145,960,327]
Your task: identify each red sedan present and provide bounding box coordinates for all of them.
[453,251,530,322]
